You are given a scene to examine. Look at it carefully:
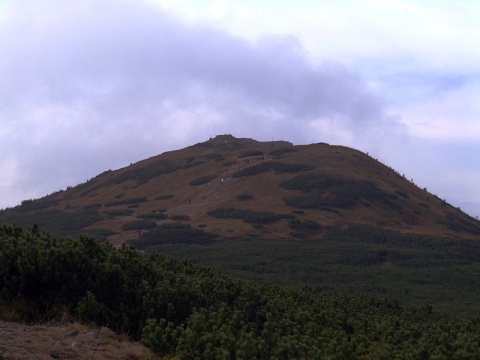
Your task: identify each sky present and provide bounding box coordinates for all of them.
[1,0,480,217]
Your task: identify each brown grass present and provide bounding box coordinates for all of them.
[7,135,479,243]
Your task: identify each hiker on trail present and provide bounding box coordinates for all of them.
[221,178,224,187]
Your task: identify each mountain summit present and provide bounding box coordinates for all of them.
[2,135,479,243]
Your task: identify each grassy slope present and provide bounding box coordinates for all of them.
[1,135,478,241]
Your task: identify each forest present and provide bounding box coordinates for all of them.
[136,223,480,316]
[1,222,480,359]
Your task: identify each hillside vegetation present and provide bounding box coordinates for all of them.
[1,134,479,242]
[136,223,480,315]
[2,135,480,357]
[1,223,480,359]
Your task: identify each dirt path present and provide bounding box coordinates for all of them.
[0,321,159,360]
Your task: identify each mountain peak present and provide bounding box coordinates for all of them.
[1,136,479,243]
[205,134,293,149]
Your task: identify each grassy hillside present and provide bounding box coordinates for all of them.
[1,134,479,243]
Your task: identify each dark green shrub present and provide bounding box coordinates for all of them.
[137,212,168,220]
[207,208,294,224]
[222,160,237,167]
[104,209,134,218]
[236,194,253,200]
[83,203,102,209]
[104,197,147,207]
[128,223,216,248]
[155,194,174,200]
[395,190,410,199]
[0,209,102,237]
[232,161,313,178]
[268,147,297,156]
[238,150,264,158]
[14,197,60,212]
[189,175,216,186]
[281,173,399,210]
[121,220,157,231]
[287,219,321,232]
[3,222,480,359]
[204,153,224,160]
[170,214,191,221]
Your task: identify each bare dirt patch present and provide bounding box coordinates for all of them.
[0,321,160,360]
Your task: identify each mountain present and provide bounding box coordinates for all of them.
[1,134,479,243]
[3,134,480,316]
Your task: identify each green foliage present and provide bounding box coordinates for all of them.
[445,216,480,235]
[83,203,102,209]
[395,190,410,199]
[154,224,480,315]
[81,228,115,239]
[126,223,217,249]
[121,220,157,231]
[14,197,60,212]
[0,209,102,237]
[155,194,174,200]
[104,209,133,218]
[236,193,253,200]
[281,173,400,210]
[232,161,313,178]
[222,160,237,167]
[2,223,480,359]
[108,158,205,185]
[104,197,147,207]
[204,153,224,160]
[238,150,264,158]
[287,219,322,232]
[111,159,178,184]
[169,214,191,221]
[189,176,216,186]
[268,147,297,156]
[137,212,168,220]
[207,208,294,224]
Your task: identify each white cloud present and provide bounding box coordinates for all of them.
[398,79,480,140]
[0,0,403,208]
[0,0,479,219]
[152,0,480,70]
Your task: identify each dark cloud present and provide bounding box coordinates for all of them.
[0,0,399,207]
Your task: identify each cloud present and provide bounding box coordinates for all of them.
[0,0,404,208]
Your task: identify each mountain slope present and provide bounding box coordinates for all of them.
[1,134,479,243]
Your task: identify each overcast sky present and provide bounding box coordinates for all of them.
[1,0,480,217]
